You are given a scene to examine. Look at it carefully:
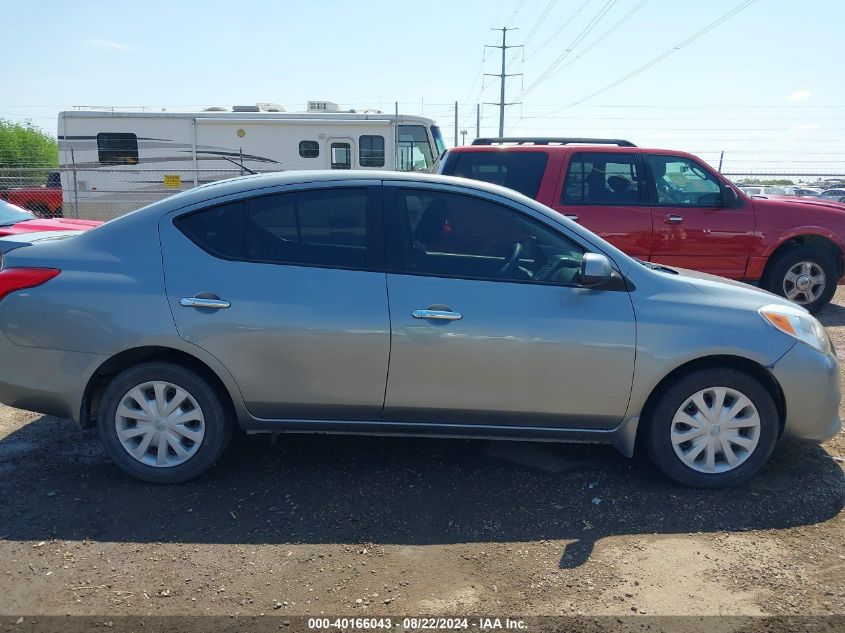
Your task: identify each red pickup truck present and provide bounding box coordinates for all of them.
[440,138,845,312]
[0,171,63,217]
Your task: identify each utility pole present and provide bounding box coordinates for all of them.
[460,129,468,145]
[476,103,480,139]
[454,101,459,146]
[484,27,522,138]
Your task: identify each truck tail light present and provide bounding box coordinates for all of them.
[0,268,60,302]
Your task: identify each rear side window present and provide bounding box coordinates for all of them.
[562,152,645,205]
[176,200,246,258]
[441,151,548,198]
[176,189,369,269]
[97,132,139,165]
[359,135,385,167]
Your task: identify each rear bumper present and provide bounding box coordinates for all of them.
[770,342,841,441]
[0,333,104,423]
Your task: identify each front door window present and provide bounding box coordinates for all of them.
[646,155,722,206]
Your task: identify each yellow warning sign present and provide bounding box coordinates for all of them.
[163,174,181,188]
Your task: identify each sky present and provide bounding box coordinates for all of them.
[2,0,844,179]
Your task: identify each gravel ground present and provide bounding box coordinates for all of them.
[0,290,843,626]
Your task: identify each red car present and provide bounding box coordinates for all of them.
[0,199,101,237]
[0,171,64,217]
[440,138,845,312]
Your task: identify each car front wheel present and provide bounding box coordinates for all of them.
[645,368,779,488]
[97,362,232,484]
[765,247,836,313]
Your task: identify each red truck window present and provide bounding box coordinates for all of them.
[442,151,548,198]
[562,152,646,205]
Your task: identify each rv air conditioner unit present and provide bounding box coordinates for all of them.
[308,101,340,113]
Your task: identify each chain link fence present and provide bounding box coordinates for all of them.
[0,166,270,221]
[4,165,845,223]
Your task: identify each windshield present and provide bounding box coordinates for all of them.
[396,124,435,172]
[0,200,36,225]
[431,126,447,156]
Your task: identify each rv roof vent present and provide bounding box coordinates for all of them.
[203,106,228,112]
[232,105,261,113]
[308,101,340,113]
[256,102,286,112]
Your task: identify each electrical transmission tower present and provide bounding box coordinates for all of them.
[484,27,523,137]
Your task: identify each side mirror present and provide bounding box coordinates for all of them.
[722,186,740,208]
[580,253,613,286]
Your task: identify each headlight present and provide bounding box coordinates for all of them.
[758,303,831,354]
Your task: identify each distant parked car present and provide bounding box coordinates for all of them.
[0,199,101,236]
[792,187,821,197]
[819,188,845,200]
[0,171,64,217]
[739,185,794,197]
[0,171,838,488]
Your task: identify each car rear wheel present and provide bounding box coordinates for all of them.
[97,362,232,484]
[645,368,779,488]
[765,246,837,313]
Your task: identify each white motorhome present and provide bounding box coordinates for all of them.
[58,102,446,219]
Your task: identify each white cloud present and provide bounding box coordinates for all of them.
[792,123,820,131]
[785,89,812,102]
[86,39,129,52]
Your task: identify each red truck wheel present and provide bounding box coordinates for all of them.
[765,246,836,314]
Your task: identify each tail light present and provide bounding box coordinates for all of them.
[0,268,61,302]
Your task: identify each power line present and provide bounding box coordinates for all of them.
[539,0,648,82]
[550,0,758,113]
[507,0,527,26]
[520,0,619,99]
[525,0,591,61]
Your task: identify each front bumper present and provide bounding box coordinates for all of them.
[770,342,841,441]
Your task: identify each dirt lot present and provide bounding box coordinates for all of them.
[0,289,843,628]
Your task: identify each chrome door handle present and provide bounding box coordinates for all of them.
[564,213,579,221]
[179,297,231,309]
[666,214,684,224]
[412,309,462,321]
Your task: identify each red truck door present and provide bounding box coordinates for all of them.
[551,151,652,260]
[644,153,754,279]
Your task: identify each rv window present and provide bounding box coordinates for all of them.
[359,135,385,167]
[97,133,139,165]
[299,140,320,158]
[396,125,434,172]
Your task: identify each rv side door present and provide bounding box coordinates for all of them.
[328,138,355,169]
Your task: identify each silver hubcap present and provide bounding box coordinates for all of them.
[783,261,825,304]
[115,381,205,468]
[670,387,761,474]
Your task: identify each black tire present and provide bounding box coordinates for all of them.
[97,362,232,484]
[644,368,779,488]
[764,246,837,314]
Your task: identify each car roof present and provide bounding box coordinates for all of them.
[184,169,523,199]
[447,144,701,159]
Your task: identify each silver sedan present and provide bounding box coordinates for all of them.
[0,171,838,486]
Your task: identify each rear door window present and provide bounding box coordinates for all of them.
[441,151,548,198]
[175,188,370,269]
[562,152,646,205]
[246,188,368,267]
